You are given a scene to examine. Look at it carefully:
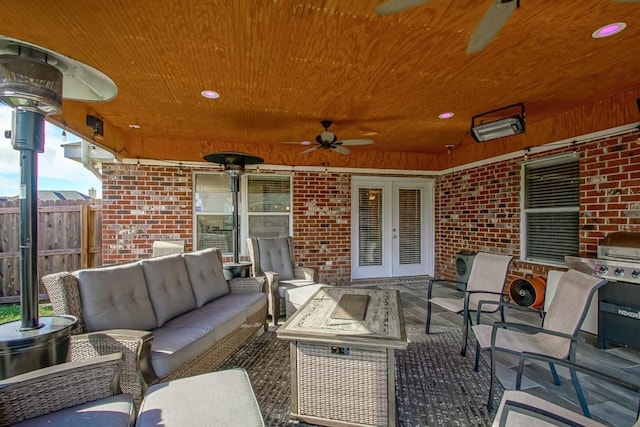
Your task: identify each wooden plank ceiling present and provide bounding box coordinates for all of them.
[2,1,640,170]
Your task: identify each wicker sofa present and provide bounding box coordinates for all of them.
[41,248,267,404]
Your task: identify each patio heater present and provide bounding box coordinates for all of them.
[0,36,116,379]
[203,152,264,277]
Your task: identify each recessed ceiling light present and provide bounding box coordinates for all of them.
[129,124,140,129]
[592,22,626,39]
[439,112,454,119]
[201,90,220,99]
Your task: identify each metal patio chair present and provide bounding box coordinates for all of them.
[493,352,640,426]
[473,269,607,413]
[426,252,513,357]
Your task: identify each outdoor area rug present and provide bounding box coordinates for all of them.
[219,324,502,426]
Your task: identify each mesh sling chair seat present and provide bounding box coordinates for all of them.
[472,269,607,414]
[247,236,317,324]
[493,352,640,427]
[426,252,513,357]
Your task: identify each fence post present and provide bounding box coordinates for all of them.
[81,205,89,269]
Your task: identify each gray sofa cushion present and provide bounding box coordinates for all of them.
[13,394,135,427]
[13,394,136,427]
[140,254,196,326]
[209,293,267,320]
[76,264,157,332]
[183,248,229,307]
[257,237,294,279]
[149,326,216,379]
[137,368,264,427]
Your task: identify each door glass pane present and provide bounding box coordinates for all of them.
[398,188,421,265]
[359,188,382,266]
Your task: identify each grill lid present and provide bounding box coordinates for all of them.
[600,232,640,249]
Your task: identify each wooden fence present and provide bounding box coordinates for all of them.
[0,199,102,303]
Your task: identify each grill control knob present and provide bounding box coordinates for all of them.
[596,265,609,275]
[633,270,640,279]
[615,268,625,277]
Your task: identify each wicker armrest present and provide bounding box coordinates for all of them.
[70,329,155,405]
[228,276,266,294]
[0,353,124,426]
[294,266,317,281]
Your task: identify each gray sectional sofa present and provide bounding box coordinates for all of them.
[42,248,267,404]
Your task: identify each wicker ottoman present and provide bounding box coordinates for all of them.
[136,368,264,427]
[284,284,331,318]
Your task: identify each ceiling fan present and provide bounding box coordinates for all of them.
[375,0,640,54]
[293,120,374,155]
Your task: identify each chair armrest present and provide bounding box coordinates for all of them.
[427,279,466,299]
[69,329,155,405]
[475,297,540,325]
[490,322,576,348]
[228,276,266,294]
[0,353,124,426]
[294,266,317,281]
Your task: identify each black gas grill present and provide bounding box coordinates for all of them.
[566,232,640,349]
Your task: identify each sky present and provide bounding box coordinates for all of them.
[0,105,102,198]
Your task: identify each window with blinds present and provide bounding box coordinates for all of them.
[522,156,579,264]
[194,173,292,252]
[247,175,291,238]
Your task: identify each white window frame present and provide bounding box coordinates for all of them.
[193,172,293,255]
[520,154,580,266]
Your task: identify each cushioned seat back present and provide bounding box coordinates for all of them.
[76,263,158,332]
[182,248,230,307]
[251,237,295,280]
[140,254,197,326]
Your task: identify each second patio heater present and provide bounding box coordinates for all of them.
[203,152,264,276]
[0,36,116,379]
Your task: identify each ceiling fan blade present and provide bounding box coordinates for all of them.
[300,146,320,155]
[336,138,375,146]
[375,0,434,16]
[332,145,351,155]
[466,0,519,54]
[612,0,640,2]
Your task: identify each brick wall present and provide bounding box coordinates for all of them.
[435,129,640,283]
[100,128,640,285]
[292,170,352,285]
[102,164,193,264]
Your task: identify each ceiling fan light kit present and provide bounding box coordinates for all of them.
[296,120,374,155]
[471,102,525,142]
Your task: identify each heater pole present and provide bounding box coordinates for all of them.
[12,109,45,330]
[229,174,240,264]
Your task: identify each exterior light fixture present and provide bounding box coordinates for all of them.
[201,90,220,99]
[471,102,525,142]
[439,112,454,119]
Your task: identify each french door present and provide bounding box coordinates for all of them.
[351,177,434,279]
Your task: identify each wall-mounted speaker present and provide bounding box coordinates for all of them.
[455,251,476,291]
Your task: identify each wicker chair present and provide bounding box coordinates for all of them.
[0,353,135,426]
[473,269,607,413]
[247,236,317,324]
[493,352,640,426]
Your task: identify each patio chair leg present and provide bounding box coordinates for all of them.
[460,311,470,357]
[425,301,432,334]
[487,347,496,412]
[549,362,561,386]
[571,367,591,418]
[474,341,481,372]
